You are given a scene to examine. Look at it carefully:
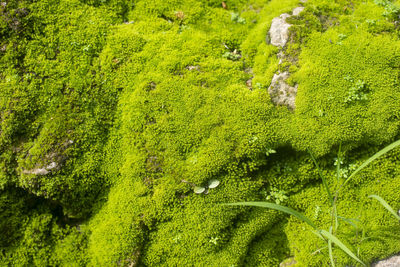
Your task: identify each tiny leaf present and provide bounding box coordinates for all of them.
[208,179,220,189]
[194,186,205,194]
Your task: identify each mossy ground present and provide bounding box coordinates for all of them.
[1,0,400,266]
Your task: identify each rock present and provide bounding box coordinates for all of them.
[246,78,252,89]
[268,6,305,47]
[292,7,305,16]
[268,72,297,110]
[186,65,200,71]
[372,255,400,267]
[23,162,58,176]
[21,139,73,176]
[280,257,297,267]
[268,13,291,47]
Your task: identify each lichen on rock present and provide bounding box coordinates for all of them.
[268,71,297,110]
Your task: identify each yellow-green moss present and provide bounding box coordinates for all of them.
[2,0,400,266]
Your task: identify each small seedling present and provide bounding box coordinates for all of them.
[222,50,241,61]
[208,179,220,189]
[230,12,246,24]
[209,236,219,245]
[194,186,206,194]
[266,187,288,205]
[183,179,221,194]
[344,80,369,104]
[172,234,182,243]
[266,148,276,156]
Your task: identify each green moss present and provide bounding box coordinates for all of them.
[292,28,400,155]
[2,0,400,266]
[286,148,400,266]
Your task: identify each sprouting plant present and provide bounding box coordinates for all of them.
[255,82,264,90]
[383,5,400,18]
[182,179,220,194]
[266,148,276,156]
[225,139,400,266]
[209,236,219,245]
[222,50,241,61]
[365,19,376,26]
[374,0,400,19]
[336,33,347,45]
[249,136,258,143]
[314,205,322,220]
[344,80,369,104]
[230,12,246,24]
[343,75,353,82]
[173,234,182,243]
[333,156,357,179]
[266,187,288,204]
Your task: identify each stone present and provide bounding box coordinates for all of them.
[21,139,73,176]
[280,257,297,267]
[372,255,400,267]
[268,72,297,110]
[292,7,305,16]
[23,162,57,176]
[268,13,291,47]
[186,65,200,71]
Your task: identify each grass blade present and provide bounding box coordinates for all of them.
[369,195,400,220]
[320,230,366,266]
[343,139,400,187]
[336,143,342,182]
[224,202,318,230]
[328,226,335,267]
[337,215,359,229]
[309,150,333,206]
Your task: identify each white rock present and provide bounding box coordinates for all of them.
[292,7,305,16]
[29,168,49,175]
[46,162,58,170]
[268,72,297,110]
[373,255,400,267]
[268,13,291,47]
[23,162,58,176]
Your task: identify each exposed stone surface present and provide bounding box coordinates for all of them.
[268,13,291,47]
[267,6,305,109]
[373,255,400,267]
[268,72,297,110]
[22,140,73,176]
[280,257,297,267]
[292,6,305,16]
[186,65,200,71]
[23,162,58,176]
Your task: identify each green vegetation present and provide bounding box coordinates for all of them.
[1,0,400,266]
[228,139,400,266]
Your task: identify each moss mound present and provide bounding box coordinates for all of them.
[1,0,400,266]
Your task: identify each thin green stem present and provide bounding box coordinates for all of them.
[309,150,333,207]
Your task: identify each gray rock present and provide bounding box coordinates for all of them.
[292,7,305,16]
[21,139,73,176]
[268,13,291,47]
[372,255,400,267]
[23,162,58,176]
[268,72,297,110]
[186,65,200,71]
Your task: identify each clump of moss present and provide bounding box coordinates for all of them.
[2,0,400,266]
